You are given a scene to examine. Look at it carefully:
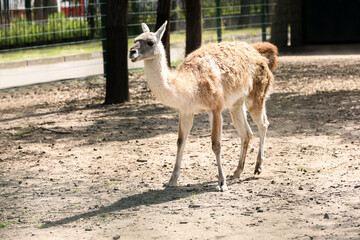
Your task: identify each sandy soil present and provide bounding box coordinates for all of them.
[0,54,359,240]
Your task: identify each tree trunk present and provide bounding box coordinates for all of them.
[104,0,129,104]
[271,0,303,48]
[156,0,172,66]
[185,0,202,56]
[290,0,303,46]
[270,0,288,48]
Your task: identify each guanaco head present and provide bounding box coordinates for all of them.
[129,21,167,62]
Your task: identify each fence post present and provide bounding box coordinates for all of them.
[25,0,32,22]
[88,0,96,39]
[4,0,10,24]
[100,0,107,77]
[216,0,222,42]
[104,0,129,104]
[261,0,267,42]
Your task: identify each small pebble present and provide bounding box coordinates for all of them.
[189,204,200,208]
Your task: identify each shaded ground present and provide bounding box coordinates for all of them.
[0,54,359,240]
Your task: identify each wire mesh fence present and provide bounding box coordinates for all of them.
[1,0,275,52]
[0,0,104,52]
[128,0,275,43]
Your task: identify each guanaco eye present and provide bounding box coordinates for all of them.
[147,41,154,46]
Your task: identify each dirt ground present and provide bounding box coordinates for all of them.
[0,54,359,240]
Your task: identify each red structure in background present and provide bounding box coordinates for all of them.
[1,0,86,22]
[9,9,25,17]
[61,0,85,17]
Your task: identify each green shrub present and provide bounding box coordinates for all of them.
[0,12,101,49]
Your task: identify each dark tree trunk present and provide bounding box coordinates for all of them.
[271,0,303,49]
[290,0,303,47]
[270,0,288,48]
[104,0,129,104]
[185,0,202,56]
[156,0,172,67]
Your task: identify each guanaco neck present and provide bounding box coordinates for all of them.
[144,46,170,88]
[143,44,179,107]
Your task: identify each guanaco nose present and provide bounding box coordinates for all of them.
[129,49,137,55]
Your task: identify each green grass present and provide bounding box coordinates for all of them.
[1,28,264,63]
[12,126,35,136]
[0,221,8,228]
[36,223,46,228]
[0,41,102,63]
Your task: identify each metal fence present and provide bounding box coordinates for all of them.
[128,0,274,43]
[1,0,274,51]
[0,0,104,51]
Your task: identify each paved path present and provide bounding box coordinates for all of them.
[0,58,104,89]
[0,45,185,90]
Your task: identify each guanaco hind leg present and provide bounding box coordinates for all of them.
[230,100,253,178]
[249,106,269,175]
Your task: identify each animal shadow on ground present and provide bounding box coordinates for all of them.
[41,175,261,229]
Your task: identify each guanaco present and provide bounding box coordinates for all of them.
[129,22,278,191]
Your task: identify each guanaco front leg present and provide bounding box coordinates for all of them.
[167,112,194,186]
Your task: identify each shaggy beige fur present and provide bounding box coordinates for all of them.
[252,42,278,72]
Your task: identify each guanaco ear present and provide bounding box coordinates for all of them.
[142,23,150,33]
[155,21,167,42]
